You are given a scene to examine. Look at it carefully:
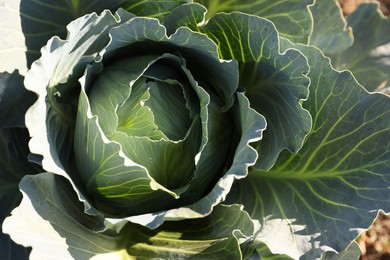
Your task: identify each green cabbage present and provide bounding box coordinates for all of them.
[0,0,389,259]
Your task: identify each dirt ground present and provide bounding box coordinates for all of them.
[358,213,390,260]
[336,1,390,259]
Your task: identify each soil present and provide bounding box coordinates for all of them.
[358,213,390,260]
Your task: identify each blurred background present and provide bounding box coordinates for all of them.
[338,0,390,15]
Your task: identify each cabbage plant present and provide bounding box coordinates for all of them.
[0,0,389,259]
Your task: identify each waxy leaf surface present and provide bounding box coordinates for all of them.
[227,42,390,259]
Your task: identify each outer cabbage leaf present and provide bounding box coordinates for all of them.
[309,0,353,55]
[0,0,189,74]
[121,0,191,19]
[256,244,292,260]
[5,8,266,258]
[21,9,136,223]
[200,12,311,170]
[74,14,265,226]
[4,173,257,259]
[0,72,41,259]
[0,72,36,127]
[227,42,390,259]
[194,0,314,44]
[164,3,207,35]
[330,3,390,91]
[255,241,362,260]
[0,0,121,73]
[320,241,362,260]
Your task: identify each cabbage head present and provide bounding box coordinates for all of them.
[0,0,389,259]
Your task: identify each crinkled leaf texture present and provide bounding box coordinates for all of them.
[153,4,312,171]
[0,0,123,73]
[4,173,258,259]
[72,15,262,221]
[2,2,389,260]
[194,0,314,43]
[226,41,390,259]
[4,7,267,259]
[199,11,311,170]
[0,0,190,74]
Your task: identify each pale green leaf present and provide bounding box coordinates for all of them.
[164,3,207,35]
[144,81,192,140]
[15,11,266,260]
[256,244,292,260]
[4,175,256,259]
[76,75,177,217]
[309,0,353,55]
[100,57,202,190]
[195,0,314,43]
[23,10,129,222]
[227,43,390,259]
[201,12,311,170]
[121,204,257,259]
[77,16,265,226]
[3,173,122,260]
[320,241,361,260]
[330,3,390,91]
[0,0,189,74]
[87,55,163,138]
[255,241,362,260]
[116,78,168,140]
[103,17,238,111]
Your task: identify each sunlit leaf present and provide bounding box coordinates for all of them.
[201,12,311,170]
[4,173,256,259]
[227,42,390,259]
[195,0,314,43]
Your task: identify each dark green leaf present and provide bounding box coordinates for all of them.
[22,10,127,221]
[195,0,314,43]
[0,234,30,260]
[3,173,120,259]
[4,173,256,259]
[122,0,190,19]
[309,0,353,55]
[330,3,390,91]
[75,16,265,223]
[0,128,38,260]
[0,71,41,259]
[201,13,311,170]
[0,0,127,73]
[0,72,36,127]
[123,204,256,259]
[227,42,390,259]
